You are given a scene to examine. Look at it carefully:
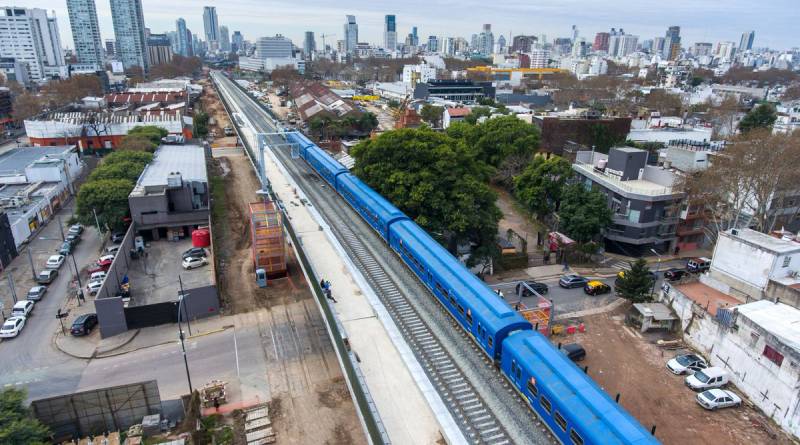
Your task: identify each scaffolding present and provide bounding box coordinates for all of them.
[249,200,286,277]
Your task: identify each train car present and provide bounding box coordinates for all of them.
[288,131,316,158]
[389,219,532,359]
[303,144,349,187]
[336,173,408,240]
[501,331,660,445]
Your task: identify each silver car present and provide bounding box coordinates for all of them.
[696,389,742,410]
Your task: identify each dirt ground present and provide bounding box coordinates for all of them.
[568,305,793,445]
[199,78,238,147]
[494,186,546,263]
[209,148,366,444]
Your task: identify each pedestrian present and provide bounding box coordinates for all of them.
[320,278,326,290]
[674,245,680,256]
[213,397,220,413]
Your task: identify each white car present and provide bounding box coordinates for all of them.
[46,254,66,269]
[696,389,742,410]
[10,300,34,318]
[667,354,707,375]
[106,245,121,255]
[182,256,208,270]
[0,317,26,338]
[98,254,115,263]
[86,280,103,295]
[90,271,107,281]
[685,367,730,391]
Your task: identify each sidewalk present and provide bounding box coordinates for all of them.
[602,248,713,265]
[54,314,231,359]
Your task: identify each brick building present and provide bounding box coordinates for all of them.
[533,115,632,155]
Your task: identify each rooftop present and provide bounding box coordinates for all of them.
[723,228,800,255]
[632,302,677,321]
[737,300,800,353]
[0,146,74,175]
[573,151,680,198]
[131,145,207,196]
[674,282,742,316]
[446,107,472,117]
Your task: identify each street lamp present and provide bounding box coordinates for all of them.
[177,286,193,394]
[650,248,662,297]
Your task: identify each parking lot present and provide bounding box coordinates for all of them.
[567,306,792,444]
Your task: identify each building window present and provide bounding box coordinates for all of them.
[763,344,784,367]
[783,256,791,268]
[749,332,760,348]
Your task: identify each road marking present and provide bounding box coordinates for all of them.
[233,326,240,378]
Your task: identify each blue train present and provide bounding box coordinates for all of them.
[288,133,660,445]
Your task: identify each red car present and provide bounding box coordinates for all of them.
[87,263,110,276]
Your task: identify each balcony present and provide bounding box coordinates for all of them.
[573,162,679,199]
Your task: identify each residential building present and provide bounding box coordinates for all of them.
[289,82,357,122]
[105,39,115,56]
[219,25,231,52]
[442,107,471,129]
[614,34,639,57]
[402,64,436,86]
[175,18,189,56]
[716,41,736,61]
[0,7,65,83]
[739,31,755,52]
[532,114,632,155]
[427,36,439,53]
[202,6,219,48]
[664,26,681,60]
[67,0,104,68]
[511,35,536,53]
[110,0,149,70]
[593,32,610,52]
[255,35,293,59]
[411,26,418,47]
[693,42,713,57]
[344,15,358,55]
[384,14,396,51]
[231,31,243,53]
[529,49,550,68]
[572,147,683,255]
[0,87,10,122]
[477,24,494,56]
[0,212,17,270]
[0,58,29,87]
[129,144,209,232]
[413,79,494,103]
[304,31,315,59]
[653,37,666,55]
[146,34,173,65]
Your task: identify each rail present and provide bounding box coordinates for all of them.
[211,74,391,445]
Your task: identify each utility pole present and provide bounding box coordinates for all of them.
[7,273,16,303]
[57,217,66,241]
[26,248,36,281]
[178,275,191,336]
[70,253,84,305]
[92,208,102,235]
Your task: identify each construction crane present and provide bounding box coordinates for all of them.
[320,33,336,52]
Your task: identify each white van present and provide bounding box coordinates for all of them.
[685,367,729,391]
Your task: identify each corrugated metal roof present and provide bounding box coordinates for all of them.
[0,146,73,175]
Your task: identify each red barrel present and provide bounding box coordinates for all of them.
[192,228,211,247]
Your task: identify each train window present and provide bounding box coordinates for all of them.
[488,337,493,348]
[516,366,521,380]
[449,294,456,306]
[526,378,538,396]
[466,310,473,326]
[435,282,446,296]
[569,429,584,445]
[458,305,465,316]
[554,412,567,432]
[540,396,552,414]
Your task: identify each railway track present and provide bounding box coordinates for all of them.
[213,73,553,445]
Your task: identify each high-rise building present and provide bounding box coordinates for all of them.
[640,39,653,53]
[0,7,65,83]
[716,41,736,61]
[653,37,666,55]
[105,39,115,56]
[343,15,358,55]
[256,35,293,59]
[593,32,610,51]
[219,25,231,52]
[304,31,315,59]
[110,0,149,70]
[512,35,537,53]
[203,6,219,46]
[693,42,713,57]
[175,18,189,56]
[496,35,506,54]
[384,15,396,51]
[739,31,755,52]
[571,25,579,42]
[147,33,173,65]
[664,26,681,60]
[232,31,243,53]
[427,35,439,53]
[530,49,550,68]
[477,24,494,56]
[66,0,104,68]
[412,26,418,46]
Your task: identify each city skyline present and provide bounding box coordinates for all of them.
[29,0,800,52]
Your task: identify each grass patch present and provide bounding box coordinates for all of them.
[210,175,227,224]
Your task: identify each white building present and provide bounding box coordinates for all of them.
[0,7,65,83]
[402,64,436,86]
[110,0,149,70]
[529,49,549,68]
[256,35,293,59]
[66,0,104,69]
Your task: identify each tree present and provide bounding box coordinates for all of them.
[193,111,209,138]
[127,125,168,145]
[351,127,500,263]
[357,112,378,133]
[419,104,443,127]
[470,115,540,168]
[103,150,154,166]
[513,156,573,218]
[126,66,145,85]
[11,93,43,122]
[117,134,157,152]
[708,95,740,137]
[783,85,800,101]
[644,89,683,115]
[738,103,777,133]
[41,75,103,107]
[89,160,151,182]
[0,388,51,445]
[615,259,654,303]
[75,179,136,231]
[463,106,492,124]
[558,183,612,243]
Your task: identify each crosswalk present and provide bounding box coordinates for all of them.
[603,258,631,271]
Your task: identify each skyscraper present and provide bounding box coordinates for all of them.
[255,35,293,59]
[384,15,396,51]
[66,0,104,68]
[203,6,219,46]
[147,33,173,65]
[175,18,189,56]
[304,32,316,59]
[110,0,148,70]
[0,8,64,83]
[478,24,494,56]
[664,26,681,60]
[412,26,418,46]
[593,32,610,52]
[739,31,755,52]
[105,39,115,56]
[232,31,243,53]
[343,15,358,55]
[427,35,439,53]
[219,25,231,52]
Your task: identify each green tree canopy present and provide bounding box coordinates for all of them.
[419,104,444,127]
[615,259,655,303]
[738,103,777,133]
[117,134,157,152]
[513,156,573,218]
[89,160,150,182]
[0,388,50,445]
[127,125,168,145]
[103,150,154,166]
[469,116,540,167]
[351,128,499,261]
[558,183,612,243]
[193,111,209,138]
[76,179,136,231]
[464,106,492,124]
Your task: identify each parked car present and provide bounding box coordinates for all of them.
[664,268,689,281]
[46,254,66,269]
[66,233,81,245]
[667,353,707,375]
[88,263,110,275]
[686,367,729,391]
[561,343,586,362]
[26,286,47,301]
[110,231,125,243]
[37,269,58,284]
[106,245,121,255]
[559,274,589,289]
[696,389,742,410]
[584,280,612,296]
[515,280,549,297]
[0,316,26,338]
[70,313,98,336]
[687,257,712,273]
[58,241,73,256]
[98,254,115,263]
[96,258,113,268]
[182,247,207,260]
[11,300,34,317]
[182,256,208,270]
[90,271,107,281]
[86,280,103,295]
[68,224,83,236]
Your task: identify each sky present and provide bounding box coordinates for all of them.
[36,0,798,52]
